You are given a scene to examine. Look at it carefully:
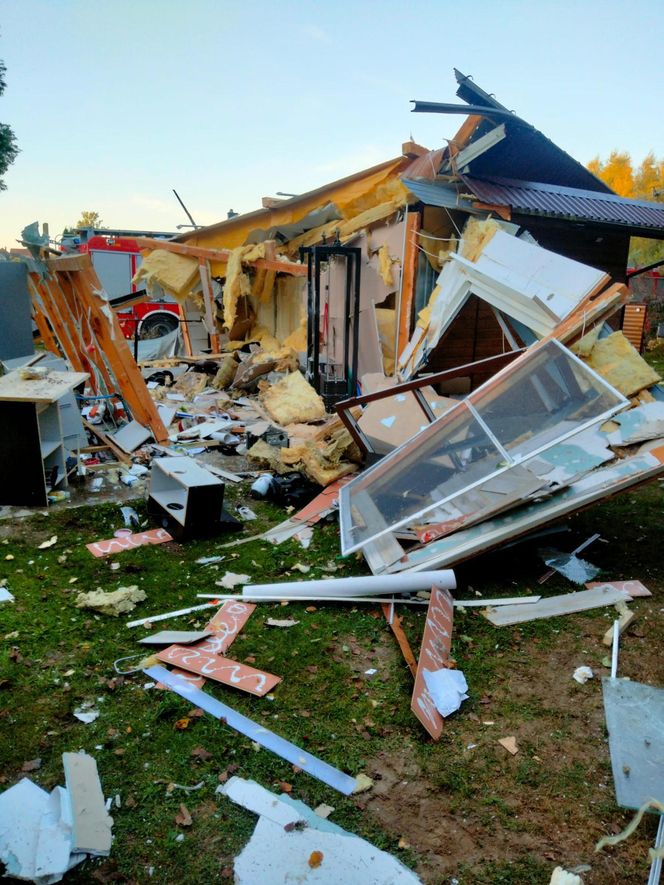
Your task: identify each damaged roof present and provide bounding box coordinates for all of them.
[461,175,664,237]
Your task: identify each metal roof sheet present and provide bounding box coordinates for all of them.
[462,175,664,233]
[401,178,481,212]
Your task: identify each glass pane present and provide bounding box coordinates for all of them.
[471,340,625,458]
[341,403,504,552]
[340,340,627,555]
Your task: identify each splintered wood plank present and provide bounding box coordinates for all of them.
[381,604,417,678]
[157,645,281,697]
[410,586,454,740]
[62,752,113,856]
[86,528,172,557]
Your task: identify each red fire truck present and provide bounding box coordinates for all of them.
[60,228,181,340]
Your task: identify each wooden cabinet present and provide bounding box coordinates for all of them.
[0,370,88,507]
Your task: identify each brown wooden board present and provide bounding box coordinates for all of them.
[410,586,454,740]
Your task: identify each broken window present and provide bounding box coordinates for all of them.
[339,340,628,554]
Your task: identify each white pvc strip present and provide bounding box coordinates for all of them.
[144,665,356,796]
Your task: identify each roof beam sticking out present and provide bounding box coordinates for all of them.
[411,101,533,130]
[452,124,506,172]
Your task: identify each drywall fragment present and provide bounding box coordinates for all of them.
[215,572,250,590]
[138,630,213,646]
[314,804,335,820]
[422,668,469,717]
[572,666,594,684]
[62,752,113,856]
[221,776,420,884]
[111,419,152,454]
[260,371,325,425]
[484,586,631,627]
[0,586,14,603]
[498,736,519,755]
[549,868,584,885]
[34,785,86,882]
[38,536,58,550]
[76,585,147,616]
[572,330,660,397]
[73,704,100,724]
[0,778,50,880]
[265,618,299,628]
[144,665,356,795]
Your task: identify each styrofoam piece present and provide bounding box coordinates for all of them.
[221,777,420,884]
[62,752,113,856]
[144,665,356,795]
[243,571,456,599]
[0,586,14,602]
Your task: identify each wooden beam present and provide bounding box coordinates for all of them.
[133,237,231,263]
[381,604,418,678]
[198,259,220,352]
[253,257,307,277]
[472,202,511,221]
[83,420,132,464]
[397,211,421,357]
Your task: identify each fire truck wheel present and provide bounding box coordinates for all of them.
[139,312,179,339]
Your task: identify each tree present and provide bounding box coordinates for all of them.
[588,151,664,267]
[0,59,19,191]
[75,210,104,230]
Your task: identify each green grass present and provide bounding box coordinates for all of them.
[0,478,661,883]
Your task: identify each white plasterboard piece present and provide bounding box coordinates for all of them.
[62,752,113,856]
[223,777,420,884]
[221,777,301,827]
[111,420,152,454]
[236,814,420,883]
[156,404,177,428]
[484,585,631,626]
[0,778,49,880]
[0,587,15,602]
[475,230,607,319]
[34,786,85,881]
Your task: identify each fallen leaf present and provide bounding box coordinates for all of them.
[305,606,317,613]
[398,836,410,849]
[175,804,192,827]
[174,717,191,730]
[218,771,229,784]
[38,536,58,549]
[308,851,324,869]
[191,746,213,762]
[278,781,293,793]
[8,647,22,663]
[189,708,204,719]
[21,758,41,772]
[498,736,519,755]
[113,748,125,757]
[220,868,233,879]
[125,795,137,808]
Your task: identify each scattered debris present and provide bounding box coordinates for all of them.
[572,666,594,685]
[353,774,374,794]
[549,868,584,885]
[423,668,469,718]
[37,535,58,549]
[62,752,113,856]
[215,572,251,590]
[73,703,100,724]
[265,618,299,628]
[87,528,172,558]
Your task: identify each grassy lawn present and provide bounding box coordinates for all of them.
[0,473,662,883]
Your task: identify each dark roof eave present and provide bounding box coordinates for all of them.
[507,208,664,240]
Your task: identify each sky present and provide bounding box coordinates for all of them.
[1,0,663,249]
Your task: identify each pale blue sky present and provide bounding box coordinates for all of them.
[1,0,662,248]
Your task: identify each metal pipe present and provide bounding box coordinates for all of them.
[243,571,456,599]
